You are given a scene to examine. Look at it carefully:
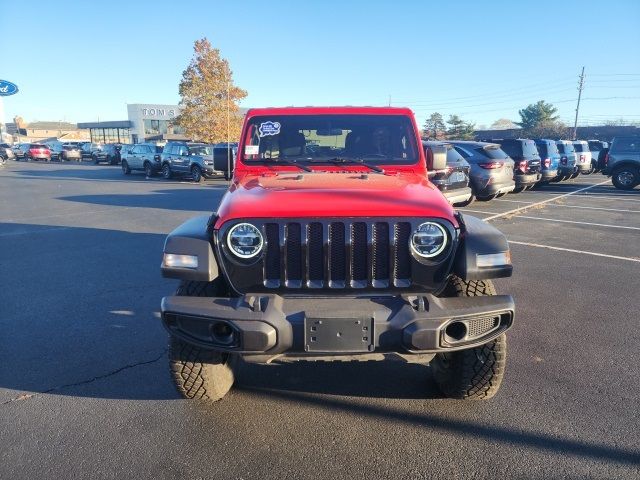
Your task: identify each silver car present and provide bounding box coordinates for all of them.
[121,143,164,176]
[450,141,516,200]
[572,140,593,174]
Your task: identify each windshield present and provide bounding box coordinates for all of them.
[242,114,418,164]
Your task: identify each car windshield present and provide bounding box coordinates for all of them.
[242,114,419,164]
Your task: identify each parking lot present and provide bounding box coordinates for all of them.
[1,161,639,479]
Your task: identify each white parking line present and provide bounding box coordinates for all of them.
[509,241,640,263]
[509,215,640,230]
[483,180,610,220]
[496,199,640,213]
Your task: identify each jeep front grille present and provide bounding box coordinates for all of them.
[263,220,412,289]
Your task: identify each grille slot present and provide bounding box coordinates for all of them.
[307,223,324,288]
[372,222,389,288]
[264,223,280,288]
[285,223,302,288]
[350,222,368,288]
[329,222,346,288]
[394,222,411,286]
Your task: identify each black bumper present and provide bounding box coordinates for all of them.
[161,293,514,355]
[515,172,541,187]
[540,169,558,181]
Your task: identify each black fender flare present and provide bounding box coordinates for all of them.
[453,214,513,280]
[161,214,219,281]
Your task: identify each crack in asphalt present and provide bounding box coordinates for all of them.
[1,349,167,406]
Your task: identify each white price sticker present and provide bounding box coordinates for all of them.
[244,145,259,155]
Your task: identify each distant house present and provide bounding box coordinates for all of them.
[10,118,89,143]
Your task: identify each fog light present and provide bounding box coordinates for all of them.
[476,251,511,268]
[163,253,198,269]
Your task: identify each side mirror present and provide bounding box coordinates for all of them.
[426,145,447,172]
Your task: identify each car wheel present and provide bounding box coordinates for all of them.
[570,171,580,179]
[191,165,204,183]
[611,166,639,190]
[432,276,507,400]
[476,194,497,201]
[511,186,525,194]
[454,194,475,207]
[162,163,172,179]
[144,162,154,178]
[121,160,131,175]
[169,280,238,401]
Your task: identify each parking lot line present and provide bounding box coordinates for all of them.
[483,180,611,220]
[509,240,640,263]
[510,215,640,230]
[542,204,640,213]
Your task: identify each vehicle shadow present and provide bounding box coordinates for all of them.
[59,187,227,211]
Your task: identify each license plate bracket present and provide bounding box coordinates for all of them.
[304,317,374,353]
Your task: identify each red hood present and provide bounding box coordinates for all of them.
[214,171,456,228]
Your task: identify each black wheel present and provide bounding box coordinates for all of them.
[169,280,237,401]
[611,166,639,190]
[93,155,100,164]
[191,165,204,183]
[121,160,131,175]
[162,163,172,179]
[512,186,525,194]
[144,162,154,178]
[454,194,475,208]
[570,171,580,179]
[432,276,507,400]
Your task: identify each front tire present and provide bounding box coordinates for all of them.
[191,165,203,183]
[169,280,237,401]
[611,166,639,190]
[432,276,507,400]
[162,163,172,179]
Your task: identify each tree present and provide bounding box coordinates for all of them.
[516,100,559,130]
[174,38,247,143]
[490,118,517,130]
[422,112,446,139]
[526,121,569,139]
[445,114,475,140]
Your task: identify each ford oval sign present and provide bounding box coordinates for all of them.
[0,80,19,96]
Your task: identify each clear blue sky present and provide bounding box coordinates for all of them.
[2,0,639,128]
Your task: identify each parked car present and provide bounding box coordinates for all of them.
[588,140,609,172]
[24,143,52,162]
[450,141,516,200]
[13,143,31,160]
[423,141,473,206]
[533,139,561,182]
[0,143,16,161]
[160,141,226,182]
[46,143,63,161]
[92,144,121,165]
[159,105,515,402]
[556,141,578,179]
[572,140,593,175]
[487,139,542,192]
[60,143,83,162]
[120,143,164,176]
[81,142,102,158]
[211,142,237,180]
[603,136,640,190]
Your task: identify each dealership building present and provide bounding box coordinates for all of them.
[78,103,187,144]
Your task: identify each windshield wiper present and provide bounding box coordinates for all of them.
[313,157,385,174]
[264,157,312,172]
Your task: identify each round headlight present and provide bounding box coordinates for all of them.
[227,223,264,259]
[411,222,447,258]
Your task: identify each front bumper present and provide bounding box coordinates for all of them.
[442,186,473,205]
[161,293,514,355]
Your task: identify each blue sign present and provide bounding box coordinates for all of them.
[0,80,19,96]
[258,121,281,137]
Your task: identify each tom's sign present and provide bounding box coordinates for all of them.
[0,80,19,96]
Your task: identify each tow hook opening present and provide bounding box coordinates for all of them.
[445,321,467,342]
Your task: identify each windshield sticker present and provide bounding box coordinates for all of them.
[258,121,281,137]
[244,145,259,155]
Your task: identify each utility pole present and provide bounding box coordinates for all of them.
[573,66,585,140]
[388,94,391,106]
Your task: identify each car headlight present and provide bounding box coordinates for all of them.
[227,223,264,259]
[410,222,447,258]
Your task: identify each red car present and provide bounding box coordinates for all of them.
[25,143,52,162]
[159,106,515,402]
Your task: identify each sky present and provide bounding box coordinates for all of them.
[2,0,639,129]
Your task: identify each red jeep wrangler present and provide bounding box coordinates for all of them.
[160,107,515,401]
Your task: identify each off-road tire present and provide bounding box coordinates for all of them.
[611,166,639,190]
[168,280,237,401]
[432,276,507,400]
[162,163,172,179]
[191,165,204,183]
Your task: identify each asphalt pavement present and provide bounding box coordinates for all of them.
[1,161,639,479]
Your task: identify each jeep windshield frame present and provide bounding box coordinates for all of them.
[240,114,420,167]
